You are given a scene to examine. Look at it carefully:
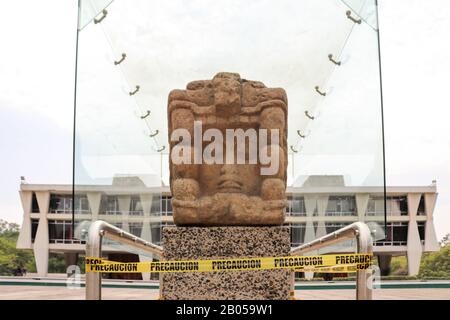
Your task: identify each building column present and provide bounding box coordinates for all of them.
[118,196,131,232]
[87,192,102,221]
[304,195,318,280]
[316,195,329,238]
[17,191,32,249]
[140,195,153,281]
[424,193,440,251]
[377,255,392,276]
[356,193,369,222]
[140,194,153,218]
[33,191,50,277]
[139,216,153,281]
[304,195,317,243]
[406,193,423,276]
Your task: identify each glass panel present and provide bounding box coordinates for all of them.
[79,0,114,31]
[74,0,386,260]
[129,196,143,216]
[341,0,378,30]
[31,219,39,243]
[326,196,357,216]
[31,193,40,213]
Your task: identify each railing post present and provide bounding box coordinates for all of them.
[290,222,374,300]
[85,221,103,300]
[84,220,164,300]
[355,223,373,300]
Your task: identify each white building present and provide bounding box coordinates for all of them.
[16,176,440,279]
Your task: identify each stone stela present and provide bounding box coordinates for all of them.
[168,72,288,226]
[162,72,291,300]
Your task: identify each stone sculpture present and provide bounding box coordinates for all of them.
[168,72,288,226]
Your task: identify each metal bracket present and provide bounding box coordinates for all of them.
[129,85,140,96]
[297,130,308,138]
[315,86,327,96]
[305,110,315,120]
[328,54,341,66]
[290,145,299,153]
[346,10,362,24]
[149,130,159,137]
[94,10,108,24]
[156,146,165,152]
[140,110,150,119]
[114,53,126,65]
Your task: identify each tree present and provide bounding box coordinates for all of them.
[419,236,450,278]
[0,219,36,275]
[439,233,450,247]
[1,219,72,275]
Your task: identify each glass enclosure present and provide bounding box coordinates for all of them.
[73,0,386,276]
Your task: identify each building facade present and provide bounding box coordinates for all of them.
[16,177,440,279]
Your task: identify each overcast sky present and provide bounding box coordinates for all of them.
[0,0,449,239]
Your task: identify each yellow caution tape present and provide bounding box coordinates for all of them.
[85,253,372,273]
[294,264,367,273]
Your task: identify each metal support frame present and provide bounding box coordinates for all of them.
[86,220,372,300]
[290,222,373,300]
[85,220,163,300]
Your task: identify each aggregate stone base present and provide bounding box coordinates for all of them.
[161,226,292,300]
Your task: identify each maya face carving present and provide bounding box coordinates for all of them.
[168,72,288,226]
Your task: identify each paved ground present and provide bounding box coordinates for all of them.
[1,285,449,300]
[298,288,450,300]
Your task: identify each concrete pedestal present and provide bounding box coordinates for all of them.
[161,226,292,300]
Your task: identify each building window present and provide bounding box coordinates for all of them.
[48,194,90,214]
[326,196,356,216]
[47,220,85,244]
[31,193,40,213]
[325,222,351,234]
[149,221,175,245]
[150,196,161,216]
[49,194,71,213]
[151,223,161,245]
[367,196,408,216]
[390,196,408,216]
[148,196,174,216]
[392,223,408,242]
[290,223,306,247]
[100,195,121,215]
[286,196,306,216]
[129,196,143,216]
[129,222,143,237]
[367,196,384,216]
[418,222,425,241]
[31,219,39,242]
[374,222,409,246]
[417,195,426,216]
[49,194,90,214]
[161,196,173,216]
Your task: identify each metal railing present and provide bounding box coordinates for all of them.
[85,220,373,300]
[85,220,163,300]
[291,222,374,300]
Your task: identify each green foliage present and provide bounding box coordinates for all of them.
[0,219,36,275]
[78,256,86,273]
[419,244,450,278]
[48,253,67,273]
[0,219,76,275]
[390,256,408,276]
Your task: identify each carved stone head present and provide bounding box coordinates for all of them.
[168,72,287,226]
